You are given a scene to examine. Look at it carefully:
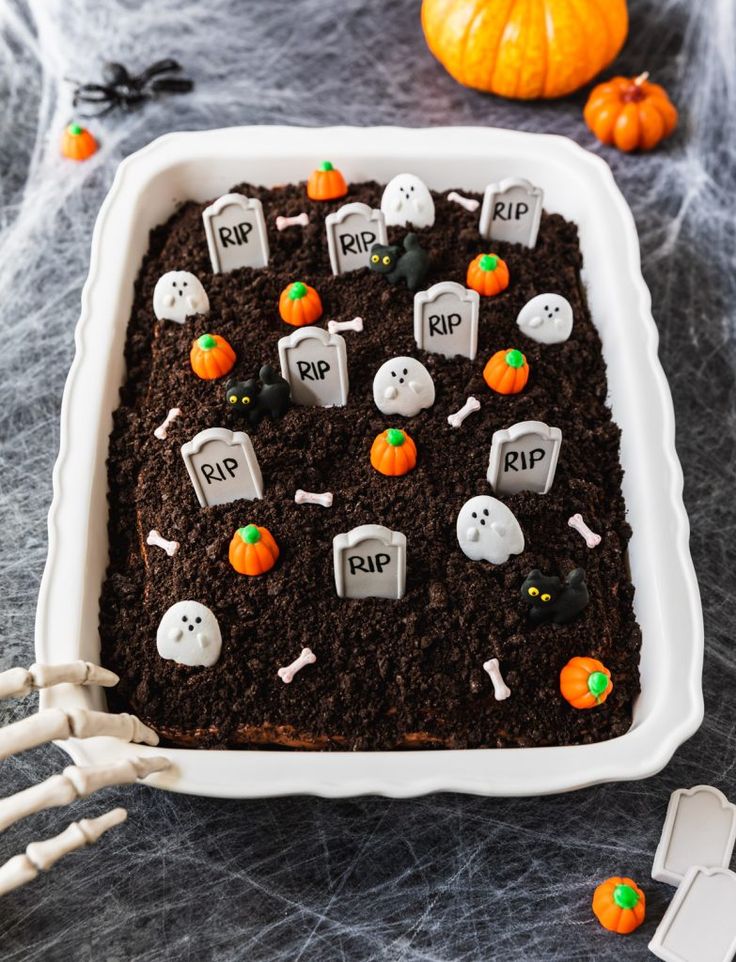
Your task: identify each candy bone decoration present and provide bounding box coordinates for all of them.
[447,190,479,212]
[482,658,510,701]
[156,600,222,667]
[294,489,333,508]
[456,496,524,564]
[372,356,435,418]
[146,529,179,557]
[447,396,480,428]
[152,271,209,324]
[154,406,181,440]
[276,212,309,230]
[327,316,363,335]
[278,648,316,684]
[380,173,435,228]
[568,513,601,548]
[516,293,573,345]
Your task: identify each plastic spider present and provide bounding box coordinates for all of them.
[70,59,193,117]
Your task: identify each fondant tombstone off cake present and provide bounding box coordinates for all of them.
[277,326,348,407]
[413,281,480,360]
[153,271,209,323]
[202,193,269,273]
[325,202,387,275]
[333,524,407,600]
[487,421,562,496]
[380,173,435,229]
[516,293,573,345]
[652,786,736,887]
[156,601,222,668]
[649,866,736,962]
[181,427,263,508]
[479,177,543,248]
[456,496,524,564]
[372,356,435,417]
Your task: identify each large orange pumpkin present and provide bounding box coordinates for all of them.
[421,0,628,100]
[229,524,280,576]
[592,877,646,934]
[584,73,678,152]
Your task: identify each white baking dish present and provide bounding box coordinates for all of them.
[35,126,703,798]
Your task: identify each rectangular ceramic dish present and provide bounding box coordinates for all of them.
[35,126,703,798]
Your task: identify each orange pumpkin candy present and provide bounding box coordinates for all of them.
[278,281,323,326]
[229,524,280,576]
[189,333,236,380]
[307,161,348,201]
[466,253,509,297]
[584,72,678,152]
[483,348,529,395]
[61,123,98,161]
[560,656,613,709]
[592,877,646,934]
[370,428,417,477]
[421,0,628,100]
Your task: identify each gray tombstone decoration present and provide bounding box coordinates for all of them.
[181,427,263,507]
[652,786,736,887]
[202,193,269,273]
[278,326,349,407]
[649,866,736,962]
[325,202,388,275]
[333,524,407,600]
[413,281,480,360]
[478,177,544,248]
[487,420,562,496]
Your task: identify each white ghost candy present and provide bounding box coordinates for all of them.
[456,496,525,564]
[516,293,573,345]
[373,356,435,417]
[156,601,222,668]
[153,271,210,324]
[380,174,435,229]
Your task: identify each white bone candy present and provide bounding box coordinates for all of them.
[278,648,316,684]
[154,407,181,440]
[146,529,179,557]
[0,661,119,700]
[483,658,511,701]
[327,316,363,334]
[447,396,480,428]
[568,513,601,548]
[447,190,480,212]
[294,489,333,508]
[276,212,309,230]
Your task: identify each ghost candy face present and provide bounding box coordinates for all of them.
[156,601,222,667]
[153,271,210,324]
[373,356,436,417]
[456,496,525,564]
[516,293,573,345]
[380,174,435,229]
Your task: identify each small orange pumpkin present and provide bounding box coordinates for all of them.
[483,348,529,395]
[592,877,646,934]
[584,72,678,152]
[229,524,280,576]
[421,0,628,100]
[370,428,417,477]
[560,656,613,709]
[466,253,509,297]
[61,123,98,161]
[189,333,236,380]
[307,161,348,201]
[278,281,323,326]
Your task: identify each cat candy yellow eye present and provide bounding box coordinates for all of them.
[241,396,250,404]
[541,593,551,602]
[528,587,539,596]
[382,255,391,265]
[228,395,237,404]
[371,254,380,263]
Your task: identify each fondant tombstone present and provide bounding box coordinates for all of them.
[325,202,388,275]
[278,326,348,407]
[487,421,562,496]
[181,427,263,507]
[413,281,480,360]
[652,786,736,887]
[479,177,543,248]
[649,866,736,962]
[333,524,407,600]
[202,193,269,273]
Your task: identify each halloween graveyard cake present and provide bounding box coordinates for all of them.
[99,165,641,750]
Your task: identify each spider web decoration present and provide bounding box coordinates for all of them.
[0,0,735,959]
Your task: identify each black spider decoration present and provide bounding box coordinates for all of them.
[69,59,193,117]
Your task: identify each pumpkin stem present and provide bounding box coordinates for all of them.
[198,333,217,350]
[479,254,499,272]
[588,671,609,700]
[505,349,525,369]
[319,161,334,171]
[68,122,83,136]
[386,428,405,447]
[288,281,307,300]
[634,71,650,87]
[613,883,639,910]
[239,524,261,544]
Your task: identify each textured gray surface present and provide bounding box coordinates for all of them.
[0,0,734,958]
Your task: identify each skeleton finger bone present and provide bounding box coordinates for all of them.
[568,513,602,548]
[278,648,316,684]
[483,658,511,701]
[447,190,480,212]
[447,396,481,428]
[276,212,309,230]
[0,661,119,701]
[0,756,170,833]
[327,316,363,334]
[0,808,127,897]
[294,489,333,508]
[146,529,179,557]
[0,709,159,762]
[153,407,181,440]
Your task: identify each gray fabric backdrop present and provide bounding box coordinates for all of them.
[1,1,734,959]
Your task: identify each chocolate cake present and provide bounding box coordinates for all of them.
[99,177,641,751]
